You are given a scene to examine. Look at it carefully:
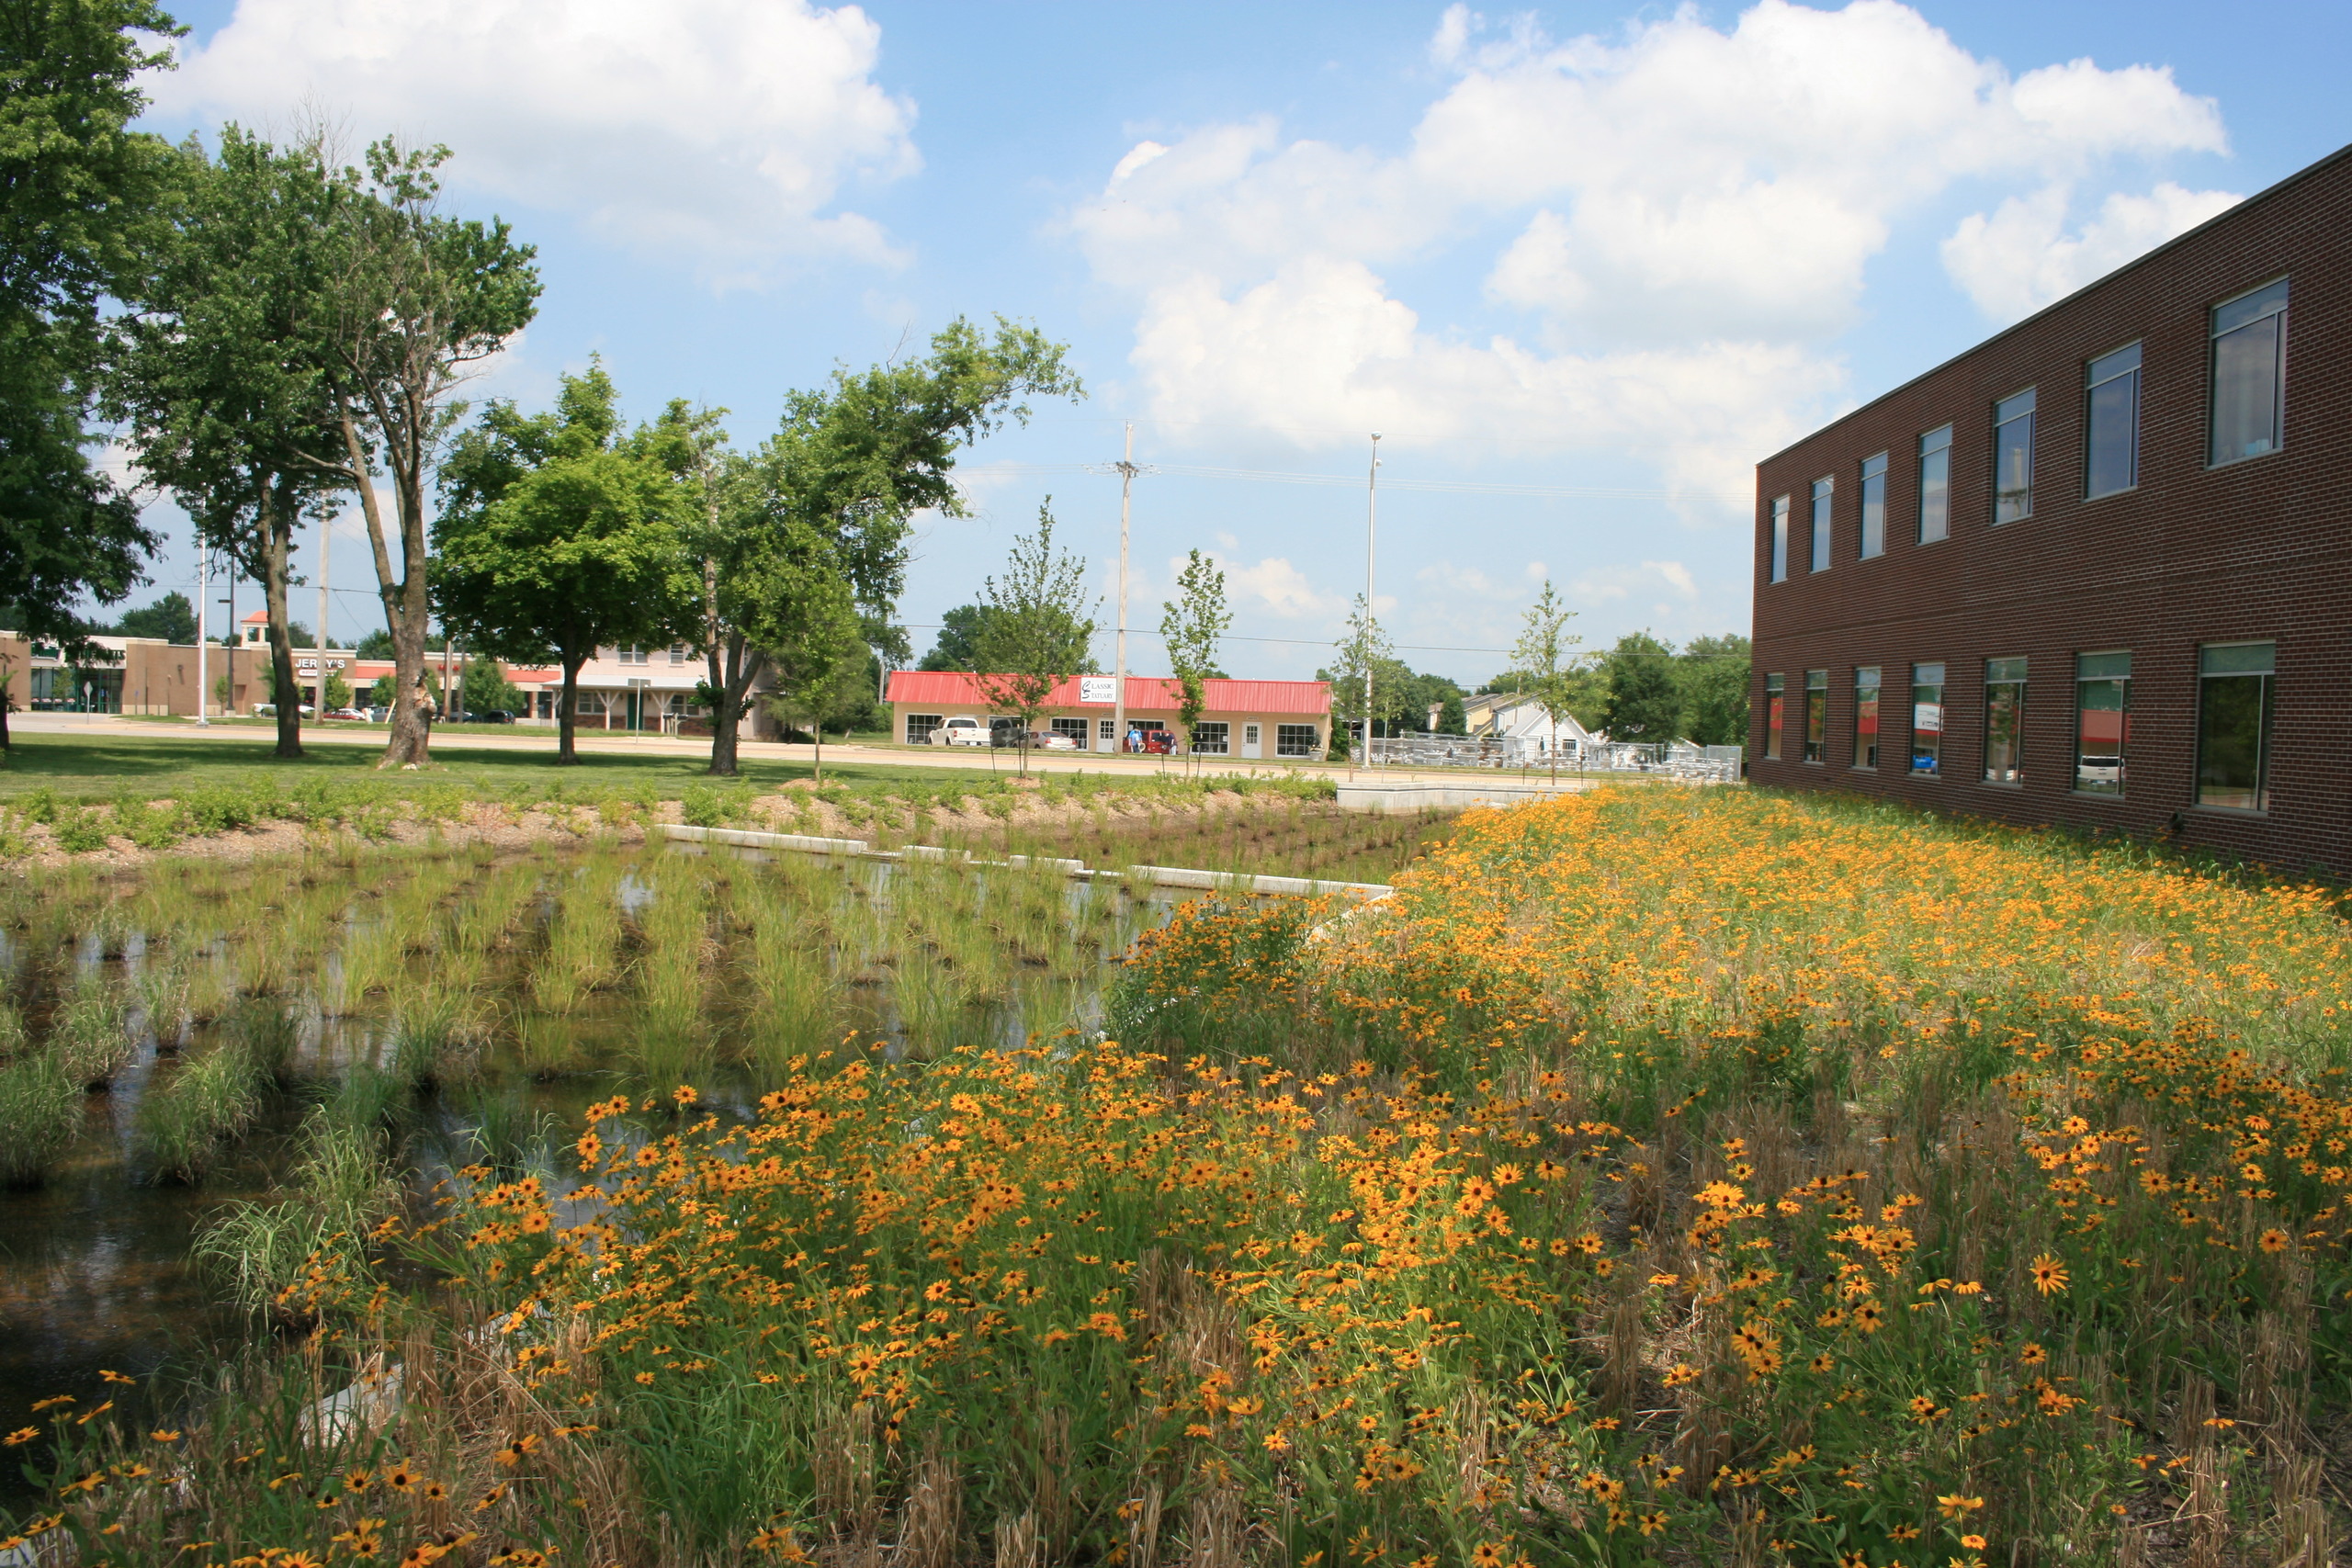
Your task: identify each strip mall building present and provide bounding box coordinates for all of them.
[1750,141,2352,876]
[886,671,1330,758]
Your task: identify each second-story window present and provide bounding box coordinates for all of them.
[1917,424,1952,543]
[1858,453,1888,559]
[1994,389,2035,523]
[2085,343,2142,499]
[2211,278,2288,465]
[1770,495,1789,583]
[1809,478,1833,572]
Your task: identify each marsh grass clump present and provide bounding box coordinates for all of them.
[51,976,137,1089]
[195,1100,402,1319]
[135,1039,267,1183]
[0,1049,82,1186]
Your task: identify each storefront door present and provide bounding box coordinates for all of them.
[1242,722,1262,760]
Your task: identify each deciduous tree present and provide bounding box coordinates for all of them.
[1510,579,1582,780]
[975,499,1096,775]
[1159,547,1229,772]
[433,362,696,762]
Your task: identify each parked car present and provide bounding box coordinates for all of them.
[468,709,515,724]
[933,716,989,746]
[252,703,315,717]
[365,705,390,724]
[1034,729,1080,750]
[1137,729,1178,754]
[325,706,369,721]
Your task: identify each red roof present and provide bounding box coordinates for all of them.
[886,671,1329,716]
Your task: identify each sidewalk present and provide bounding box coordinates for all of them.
[16,712,1654,794]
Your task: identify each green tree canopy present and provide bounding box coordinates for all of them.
[677,316,1082,776]
[1598,630,1681,745]
[1677,632,1752,748]
[433,360,696,762]
[110,591,196,643]
[918,604,994,671]
[0,0,182,738]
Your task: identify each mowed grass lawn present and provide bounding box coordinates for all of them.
[0,730,994,805]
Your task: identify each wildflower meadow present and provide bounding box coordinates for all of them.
[11,786,2351,1565]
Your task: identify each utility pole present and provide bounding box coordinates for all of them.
[315,512,332,716]
[195,534,209,726]
[1364,432,1381,771]
[1110,422,1147,757]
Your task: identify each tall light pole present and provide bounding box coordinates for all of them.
[195,534,209,726]
[1105,423,1153,757]
[1364,433,1381,769]
[314,513,332,715]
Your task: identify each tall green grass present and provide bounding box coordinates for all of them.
[0,1050,82,1186]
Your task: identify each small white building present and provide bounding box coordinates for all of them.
[1462,692,1601,759]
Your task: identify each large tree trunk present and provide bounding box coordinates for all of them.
[341,411,432,768]
[263,479,303,760]
[705,631,765,778]
[558,653,586,765]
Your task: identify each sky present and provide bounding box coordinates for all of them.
[109,0,2352,687]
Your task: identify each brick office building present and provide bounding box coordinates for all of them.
[1749,141,2352,876]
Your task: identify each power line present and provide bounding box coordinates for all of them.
[972,461,1747,505]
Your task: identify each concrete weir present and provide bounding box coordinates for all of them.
[1334,778,1601,812]
[656,824,1393,900]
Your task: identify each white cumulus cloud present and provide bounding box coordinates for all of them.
[147,0,921,276]
[1941,181,2243,323]
[1065,0,2235,502]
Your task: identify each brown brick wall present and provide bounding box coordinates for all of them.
[1747,142,2352,878]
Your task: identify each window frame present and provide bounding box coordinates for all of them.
[1858,452,1888,560]
[1802,669,1827,764]
[1764,673,1784,761]
[2208,277,2289,468]
[2072,650,2132,797]
[1769,494,1790,583]
[2193,641,2276,813]
[1851,666,1881,770]
[1917,424,1953,544]
[1993,388,2035,524]
[2084,342,2143,501]
[1809,478,1833,573]
[1275,722,1320,758]
[1982,657,2026,786]
[904,712,944,745]
[1049,716,1091,743]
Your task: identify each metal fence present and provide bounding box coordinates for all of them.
[1363,733,1743,783]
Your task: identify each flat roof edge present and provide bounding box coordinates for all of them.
[1755,139,2352,474]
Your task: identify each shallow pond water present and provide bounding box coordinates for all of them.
[0,837,1209,1498]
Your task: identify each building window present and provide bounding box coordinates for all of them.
[1193,720,1230,754]
[1993,389,2035,523]
[2196,642,2274,810]
[1769,494,1789,583]
[1803,669,1826,763]
[1050,716,1090,743]
[616,646,648,666]
[2073,651,2131,795]
[2211,278,2288,466]
[1909,663,1945,775]
[2085,343,2142,499]
[669,644,689,664]
[1098,717,1117,741]
[1858,453,1887,559]
[1809,479,1833,572]
[1852,666,1880,769]
[1917,424,1952,543]
[1764,673,1784,761]
[905,712,944,745]
[1984,657,2026,785]
[1275,723,1319,757]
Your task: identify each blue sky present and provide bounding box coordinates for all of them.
[118,0,2352,686]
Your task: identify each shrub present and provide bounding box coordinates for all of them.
[54,806,111,853]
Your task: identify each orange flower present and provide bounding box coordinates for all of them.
[2028,1254,2069,1294]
